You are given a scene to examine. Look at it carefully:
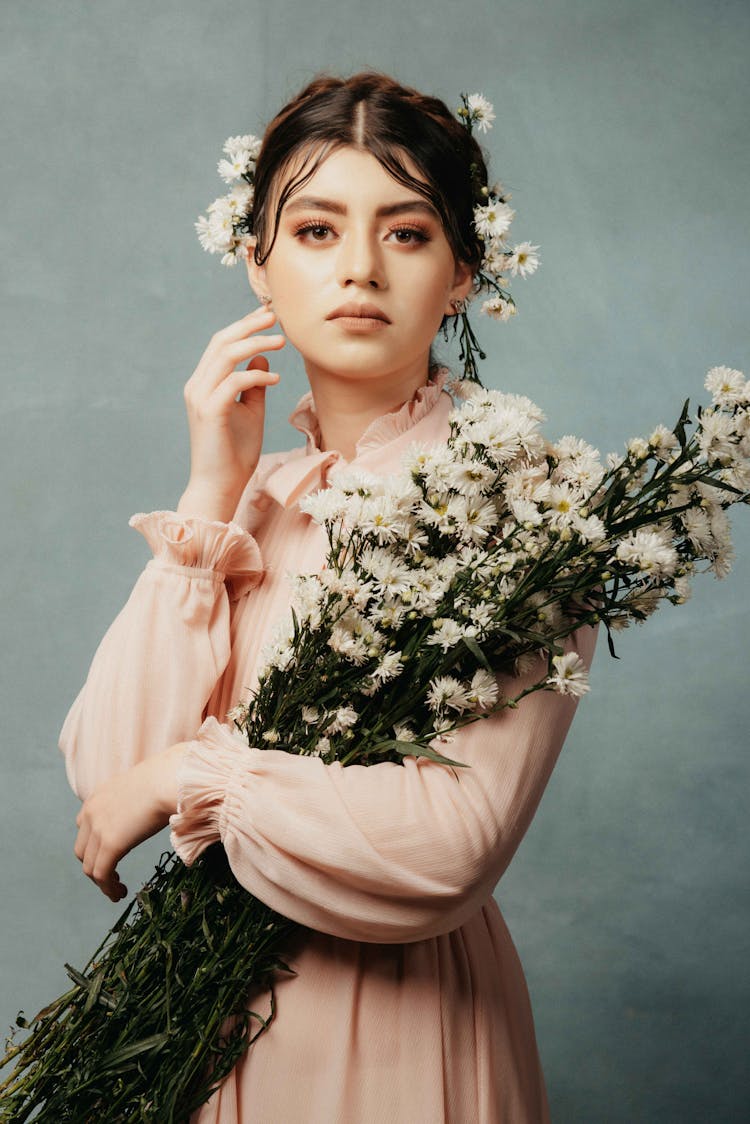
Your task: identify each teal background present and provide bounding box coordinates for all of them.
[1,2,748,1119]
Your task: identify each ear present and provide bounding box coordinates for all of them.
[444,258,476,316]
[244,236,270,303]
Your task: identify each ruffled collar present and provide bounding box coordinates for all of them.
[288,364,451,456]
[262,365,453,510]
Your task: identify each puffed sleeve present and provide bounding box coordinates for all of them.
[58,509,265,803]
[168,621,599,944]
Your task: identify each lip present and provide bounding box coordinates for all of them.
[326,301,391,322]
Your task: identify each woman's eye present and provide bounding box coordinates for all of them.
[391,227,429,244]
[292,221,429,245]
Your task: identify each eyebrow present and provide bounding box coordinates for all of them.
[284,195,441,220]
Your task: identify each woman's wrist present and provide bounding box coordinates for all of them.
[175,482,242,524]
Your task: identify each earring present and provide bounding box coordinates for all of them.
[450,297,466,315]
[261,294,272,306]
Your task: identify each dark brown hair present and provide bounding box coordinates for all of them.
[245,70,492,341]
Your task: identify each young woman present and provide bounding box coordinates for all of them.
[63,70,598,1122]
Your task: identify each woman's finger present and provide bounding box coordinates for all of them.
[73,819,90,863]
[210,304,276,345]
[189,333,286,397]
[211,365,280,409]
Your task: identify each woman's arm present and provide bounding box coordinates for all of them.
[58,506,265,803]
[60,305,287,804]
[169,621,599,944]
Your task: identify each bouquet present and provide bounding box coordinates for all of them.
[2,364,748,1122]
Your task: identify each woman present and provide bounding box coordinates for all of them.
[62,70,598,1122]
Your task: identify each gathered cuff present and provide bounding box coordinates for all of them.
[129,511,264,598]
[168,716,256,864]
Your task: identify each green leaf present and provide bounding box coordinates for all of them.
[378,738,470,769]
[101,1032,170,1070]
[672,397,691,450]
[461,634,492,671]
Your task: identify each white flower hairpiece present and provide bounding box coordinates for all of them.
[194,92,540,383]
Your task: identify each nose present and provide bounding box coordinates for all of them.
[335,223,387,290]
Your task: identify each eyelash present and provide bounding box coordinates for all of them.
[291,218,431,245]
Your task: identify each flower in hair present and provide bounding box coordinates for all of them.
[194,134,261,265]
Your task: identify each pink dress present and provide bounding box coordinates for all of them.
[59,366,598,1123]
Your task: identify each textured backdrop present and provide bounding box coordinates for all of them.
[1,2,748,1119]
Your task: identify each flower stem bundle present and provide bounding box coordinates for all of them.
[2,365,747,1122]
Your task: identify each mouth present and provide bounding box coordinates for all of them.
[326,302,391,323]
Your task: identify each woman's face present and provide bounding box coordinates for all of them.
[247,144,474,382]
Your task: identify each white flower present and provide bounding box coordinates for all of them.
[298,487,349,523]
[648,424,679,461]
[705,365,748,406]
[547,651,590,698]
[392,722,417,742]
[325,706,359,735]
[571,511,607,544]
[427,675,472,713]
[671,575,692,604]
[371,650,404,684]
[466,93,496,133]
[312,736,331,757]
[480,295,517,321]
[262,728,280,743]
[615,529,678,579]
[447,494,499,543]
[301,706,320,725]
[222,133,262,161]
[710,542,735,579]
[697,409,737,463]
[504,241,540,279]
[426,617,476,652]
[473,200,515,240]
[226,704,247,726]
[626,436,650,461]
[544,482,581,526]
[465,669,500,710]
[680,507,714,553]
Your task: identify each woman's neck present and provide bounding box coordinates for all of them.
[304,357,434,462]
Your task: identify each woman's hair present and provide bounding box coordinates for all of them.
[248,70,491,364]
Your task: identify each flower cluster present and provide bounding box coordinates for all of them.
[225,364,749,766]
[194,133,262,266]
[455,92,540,323]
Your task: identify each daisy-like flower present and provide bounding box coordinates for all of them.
[426,617,477,652]
[226,703,248,727]
[325,706,359,736]
[697,409,737,464]
[427,675,472,713]
[311,737,331,758]
[647,423,680,462]
[504,241,541,279]
[614,528,679,579]
[480,295,517,321]
[465,93,496,133]
[392,721,417,742]
[464,668,500,710]
[262,728,280,744]
[371,650,404,684]
[447,494,499,543]
[626,436,651,461]
[546,651,590,698]
[301,706,320,725]
[473,200,515,240]
[705,365,749,406]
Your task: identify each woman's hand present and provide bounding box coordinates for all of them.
[178,304,286,522]
[73,742,188,902]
